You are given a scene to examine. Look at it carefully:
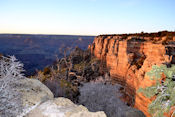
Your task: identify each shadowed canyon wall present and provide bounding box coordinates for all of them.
[89,34,175,116]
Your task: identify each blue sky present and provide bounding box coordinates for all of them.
[0,0,174,35]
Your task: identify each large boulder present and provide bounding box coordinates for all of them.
[16,78,54,108]
[26,97,106,117]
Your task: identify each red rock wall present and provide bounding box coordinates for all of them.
[90,35,175,117]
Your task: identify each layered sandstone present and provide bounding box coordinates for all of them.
[89,34,175,116]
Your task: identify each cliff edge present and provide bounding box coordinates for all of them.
[89,32,175,116]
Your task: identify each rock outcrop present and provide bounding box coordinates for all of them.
[17,78,54,108]
[16,78,106,117]
[89,34,175,116]
[26,97,106,117]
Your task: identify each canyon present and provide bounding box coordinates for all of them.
[89,33,175,116]
[0,34,94,75]
[1,32,175,117]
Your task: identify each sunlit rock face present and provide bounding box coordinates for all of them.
[90,35,175,116]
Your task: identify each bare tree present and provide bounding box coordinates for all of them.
[56,47,74,80]
[0,56,24,117]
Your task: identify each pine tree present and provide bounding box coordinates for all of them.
[137,65,175,117]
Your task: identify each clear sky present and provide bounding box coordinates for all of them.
[0,0,174,35]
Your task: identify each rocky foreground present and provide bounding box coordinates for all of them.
[26,98,106,117]
[16,78,106,117]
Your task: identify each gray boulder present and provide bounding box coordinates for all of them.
[26,97,107,117]
[16,78,54,108]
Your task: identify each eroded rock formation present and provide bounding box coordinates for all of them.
[89,34,175,116]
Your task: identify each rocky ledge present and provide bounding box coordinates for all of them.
[26,97,106,117]
[17,78,106,117]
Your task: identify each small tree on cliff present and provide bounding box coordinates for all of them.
[138,65,175,117]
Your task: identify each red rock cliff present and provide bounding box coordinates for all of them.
[89,34,175,116]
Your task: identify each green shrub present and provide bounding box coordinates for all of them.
[137,65,175,117]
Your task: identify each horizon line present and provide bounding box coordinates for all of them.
[0,30,175,36]
[0,33,97,36]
